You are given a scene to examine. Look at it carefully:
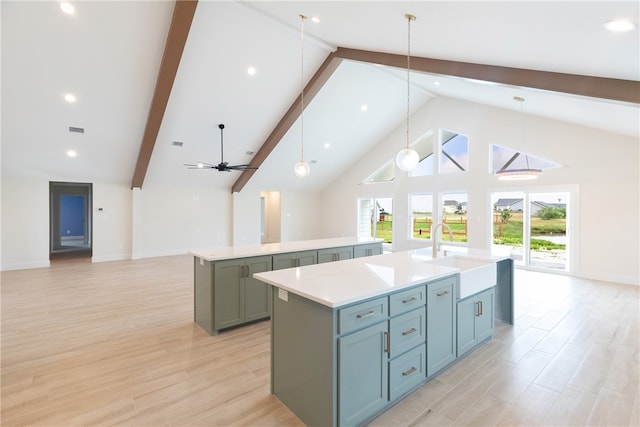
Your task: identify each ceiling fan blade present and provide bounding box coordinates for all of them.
[226,164,258,170]
[184,162,215,169]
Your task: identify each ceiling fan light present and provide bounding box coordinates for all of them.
[495,168,541,180]
[294,160,310,177]
[396,147,419,172]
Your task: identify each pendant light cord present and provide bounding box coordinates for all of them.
[300,14,306,162]
[405,14,415,150]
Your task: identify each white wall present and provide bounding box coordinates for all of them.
[0,176,133,270]
[132,182,232,258]
[320,97,639,285]
[1,175,50,270]
[280,190,322,242]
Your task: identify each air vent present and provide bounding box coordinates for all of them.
[172,141,184,147]
[245,150,254,155]
[310,160,318,165]
[69,126,85,133]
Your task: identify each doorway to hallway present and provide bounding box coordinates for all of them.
[50,182,92,260]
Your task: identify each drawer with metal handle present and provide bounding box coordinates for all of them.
[389,307,426,357]
[389,344,426,401]
[338,296,388,334]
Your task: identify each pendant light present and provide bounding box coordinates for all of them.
[395,14,419,172]
[294,14,310,177]
[495,96,542,180]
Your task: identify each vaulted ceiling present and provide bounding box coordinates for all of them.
[2,1,638,193]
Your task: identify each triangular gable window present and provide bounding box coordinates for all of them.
[363,159,395,183]
[491,144,561,173]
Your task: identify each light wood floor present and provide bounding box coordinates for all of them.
[1,255,638,426]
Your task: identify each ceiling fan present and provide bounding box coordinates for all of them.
[185,124,256,172]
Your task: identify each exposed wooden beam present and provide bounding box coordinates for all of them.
[335,47,640,105]
[131,0,198,189]
[231,46,638,193]
[231,52,343,193]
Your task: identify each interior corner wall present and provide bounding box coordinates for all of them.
[320,96,639,285]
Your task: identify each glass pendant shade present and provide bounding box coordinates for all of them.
[396,147,419,172]
[294,160,310,177]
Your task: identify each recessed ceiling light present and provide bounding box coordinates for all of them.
[64,93,76,103]
[433,81,441,86]
[311,17,320,23]
[247,66,256,76]
[360,104,368,112]
[60,2,75,14]
[324,143,331,149]
[604,19,636,32]
[66,150,77,158]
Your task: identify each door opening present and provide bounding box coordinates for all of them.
[50,182,92,260]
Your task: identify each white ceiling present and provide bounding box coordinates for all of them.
[2,1,638,192]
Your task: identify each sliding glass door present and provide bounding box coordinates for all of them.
[492,190,570,272]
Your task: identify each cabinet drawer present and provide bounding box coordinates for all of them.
[389,344,426,401]
[339,297,388,334]
[389,307,426,358]
[390,286,426,316]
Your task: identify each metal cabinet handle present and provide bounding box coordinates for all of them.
[402,327,417,336]
[479,300,483,316]
[383,332,389,353]
[402,367,417,376]
[402,297,418,304]
[356,310,376,319]
[436,290,449,297]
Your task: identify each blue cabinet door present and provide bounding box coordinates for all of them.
[456,297,477,356]
[475,289,494,343]
[427,278,456,376]
[338,321,388,426]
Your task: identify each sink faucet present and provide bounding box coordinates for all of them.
[432,223,453,257]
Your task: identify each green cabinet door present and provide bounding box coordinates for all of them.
[273,251,318,270]
[338,321,389,426]
[297,250,318,266]
[213,259,245,330]
[353,243,383,258]
[427,277,457,376]
[245,256,273,321]
[272,253,297,270]
[318,246,354,264]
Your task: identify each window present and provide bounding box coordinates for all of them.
[440,130,468,174]
[358,198,393,243]
[492,190,571,272]
[363,159,395,183]
[410,193,433,240]
[440,192,468,243]
[409,130,434,177]
[491,144,560,174]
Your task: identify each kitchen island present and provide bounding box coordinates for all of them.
[191,237,382,335]
[254,248,512,427]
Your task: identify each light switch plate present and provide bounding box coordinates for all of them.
[278,288,288,302]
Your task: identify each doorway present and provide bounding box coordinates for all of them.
[50,182,92,260]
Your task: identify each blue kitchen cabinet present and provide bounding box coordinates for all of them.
[426,276,457,376]
[457,287,495,357]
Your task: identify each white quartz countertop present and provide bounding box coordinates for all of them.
[191,237,381,262]
[253,247,511,308]
[252,250,455,308]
